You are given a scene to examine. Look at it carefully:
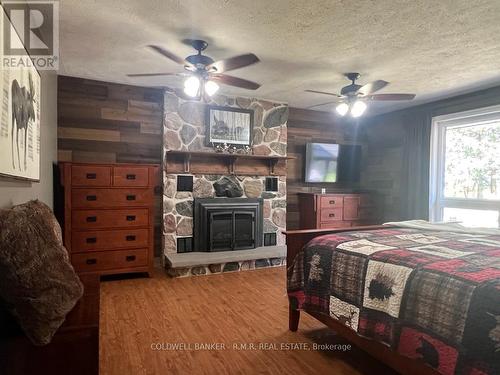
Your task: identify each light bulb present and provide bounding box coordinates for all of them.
[183,76,200,97]
[350,100,367,117]
[205,80,219,96]
[335,102,349,116]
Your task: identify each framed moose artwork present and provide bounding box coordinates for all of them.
[0,5,41,181]
[205,105,254,147]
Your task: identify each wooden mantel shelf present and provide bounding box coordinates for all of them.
[165,150,294,176]
[166,150,293,160]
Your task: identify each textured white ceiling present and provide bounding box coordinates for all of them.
[58,0,500,115]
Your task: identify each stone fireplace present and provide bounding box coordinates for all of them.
[162,89,288,277]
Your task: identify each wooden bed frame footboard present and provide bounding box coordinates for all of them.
[284,226,439,375]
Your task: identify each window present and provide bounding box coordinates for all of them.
[429,105,500,228]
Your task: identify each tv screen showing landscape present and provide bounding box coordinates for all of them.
[305,143,339,182]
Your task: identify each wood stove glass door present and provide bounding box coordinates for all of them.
[209,211,233,251]
[208,210,256,251]
[233,211,255,250]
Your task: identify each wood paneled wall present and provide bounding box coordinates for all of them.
[57,76,164,255]
[57,76,164,164]
[286,108,364,229]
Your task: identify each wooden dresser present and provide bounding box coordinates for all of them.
[61,162,158,276]
[298,192,377,229]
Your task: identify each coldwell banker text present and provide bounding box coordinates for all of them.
[150,342,353,352]
[1,1,59,70]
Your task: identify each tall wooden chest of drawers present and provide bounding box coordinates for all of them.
[298,192,377,229]
[60,162,158,276]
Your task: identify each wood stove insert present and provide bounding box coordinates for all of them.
[193,198,263,252]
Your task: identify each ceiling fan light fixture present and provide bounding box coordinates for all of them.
[184,76,200,97]
[351,100,367,118]
[335,102,349,116]
[204,80,219,96]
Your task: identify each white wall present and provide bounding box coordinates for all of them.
[0,71,58,208]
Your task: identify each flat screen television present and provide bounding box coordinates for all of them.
[305,143,361,183]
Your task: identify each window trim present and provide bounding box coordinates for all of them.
[429,104,500,225]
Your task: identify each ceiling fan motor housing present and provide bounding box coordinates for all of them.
[185,54,214,69]
[341,84,362,96]
[345,72,361,82]
[185,39,216,71]
[190,39,209,52]
[340,72,362,96]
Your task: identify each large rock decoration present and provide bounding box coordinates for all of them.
[213,176,243,198]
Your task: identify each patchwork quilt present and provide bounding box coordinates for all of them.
[287,227,500,375]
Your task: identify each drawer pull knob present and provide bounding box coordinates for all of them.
[126,255,136,262]
[86,173,97,179]
[86,195,97,201]
[126,235,136,241]
[126,174,136,180]
[126,195,136,201]
[86,237,97,244]
[86,258,97,265]
[86,216,97,222]
[329,213,335,217]
[329,200,336,204]
[126,215,136,221]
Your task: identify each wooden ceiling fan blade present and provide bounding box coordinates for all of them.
[307,100,341,109]
[367,93,416,101]
[147,45,194,68]
[305,89,342,97]
[207,54,260,73]
[357,80,389,95]
[127,72,178,77]
[211,74,261,90]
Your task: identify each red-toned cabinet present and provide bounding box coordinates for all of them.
[298,192,377,229]
[60,162,158,276]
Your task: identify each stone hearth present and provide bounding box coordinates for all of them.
[165,245,286,277]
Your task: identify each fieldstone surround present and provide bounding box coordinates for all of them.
[163,174,287,254]
[162,89,288,273]
[163,90,288,155]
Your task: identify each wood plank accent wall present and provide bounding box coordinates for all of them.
[286,108,364,229]
[57,76,164,255]
[57,76,164,164]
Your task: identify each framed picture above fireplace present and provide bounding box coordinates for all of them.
[205,105,254,147]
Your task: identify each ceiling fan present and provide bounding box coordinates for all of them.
[128,39,261,98]
[306,73,416,117]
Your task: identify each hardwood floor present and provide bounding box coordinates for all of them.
[100,267,396,375]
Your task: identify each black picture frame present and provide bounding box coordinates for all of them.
[205,105,254,147]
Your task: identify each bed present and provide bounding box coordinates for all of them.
[285,222,500,375]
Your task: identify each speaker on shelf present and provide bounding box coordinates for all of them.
[177,175,193,192]
[265,177,278,192]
